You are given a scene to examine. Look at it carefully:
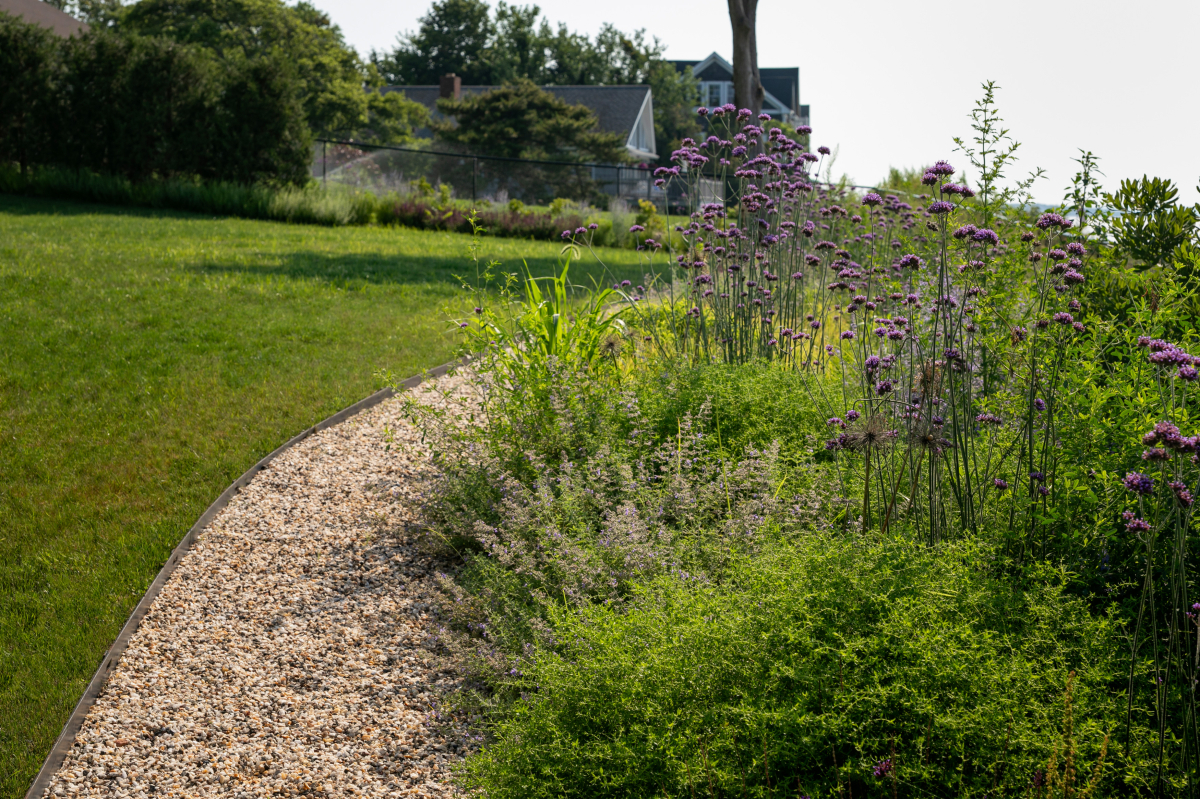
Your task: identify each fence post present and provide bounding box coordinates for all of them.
[472,157,477,202]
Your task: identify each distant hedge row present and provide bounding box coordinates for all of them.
[0,12,311,186]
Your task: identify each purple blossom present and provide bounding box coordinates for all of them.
[1036,212,1073,230]
[1170,481,1194,507]
[953,224,978,240]
[875,380,894,395]
[1179,365,1198,381]
[928,201,954,215]
[1126,516,1151,534]
[817,146,831,155]
[629,224,645,233]
[796,125,812,134]
[972,228,999,245]
[1067,242,1086,255]
[1034,398,1046,411]
[1123,472,1155,495]
[846,409,861,421]
[862,193,883,207]
[994,478,1009,491]
[929,160,955,176]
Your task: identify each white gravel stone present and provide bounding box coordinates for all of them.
[43,371,480,798]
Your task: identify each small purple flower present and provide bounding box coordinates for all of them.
[1126,516,1152,534]
[930,159,955,176]
[994,478,1009,491]
[975,413,1003,425]
[928,201,954,215]
[1034,398,1045,411]
[972,228,999,245]
[875,380,893,395]
[846,409,861,421]
[1036,212,1073,230]
[587,222,599,230]
[1179,365,1198,381]
[796,125,812,134]
[697,106,709,116]
[873,758,893,778]
[862,192,883,207]
[921,172,939,186]
[817,146,831,155]
[1066,242,1086,255]
[899,254,923,269]
[1123,472,1155,495]
[841,330,855,340]
[827,417,846,428]
[941,183,964,195]
[952,224,978,240]
[629,224,645,233]
[1053,312,1074,325]
[1169,481,1194,507]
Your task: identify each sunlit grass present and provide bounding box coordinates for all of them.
[0,194,646,797]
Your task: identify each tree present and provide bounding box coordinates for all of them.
[434,80,626,163]
[121,0,368,137]
[727,0,763,115]
[0,12,61,173]
[1104,176,1200,268]
[375,0,494,85]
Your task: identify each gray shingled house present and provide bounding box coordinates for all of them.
[672,52,809,127]
[382,76,658,163]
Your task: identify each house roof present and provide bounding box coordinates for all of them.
[672,52,800,116]
[385,84,648,137]
[0,0,87,36]
[383,83,657,159]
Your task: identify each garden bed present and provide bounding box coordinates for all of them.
[38,371,478,799]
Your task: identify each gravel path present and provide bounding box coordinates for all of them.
[42,371,478,799]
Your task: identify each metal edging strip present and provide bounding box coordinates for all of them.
[23,357,469,799]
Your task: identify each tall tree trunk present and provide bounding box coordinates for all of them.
[727,0,763,115]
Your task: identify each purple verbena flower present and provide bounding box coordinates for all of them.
[1123,472,1155,495]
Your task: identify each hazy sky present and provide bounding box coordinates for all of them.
[314,0,1200,205]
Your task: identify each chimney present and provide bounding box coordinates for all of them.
[439,73,461,100]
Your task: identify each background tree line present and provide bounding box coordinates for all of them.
[1,0,701,186]
[0,0,429,186]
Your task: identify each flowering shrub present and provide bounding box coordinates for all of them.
[416,86,1200,793]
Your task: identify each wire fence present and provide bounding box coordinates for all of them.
[312,139,723,212]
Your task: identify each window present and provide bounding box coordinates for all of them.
[706,82,722,107]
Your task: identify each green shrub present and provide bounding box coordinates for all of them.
[462,534,1148,798]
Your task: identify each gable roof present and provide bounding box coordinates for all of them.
[0,0,87,36]
[382,83,657,160]
[671,52,801,118]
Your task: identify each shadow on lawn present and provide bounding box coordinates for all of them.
[191,250,648,289]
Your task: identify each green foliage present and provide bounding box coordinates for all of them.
[462,535,1141,798]
[434,80,629,164]
[952,80,1044,225]
[361,89,430,145]
[0,16,313,186]
[120,0,368,138]
[1104,176,1200,268]
[0,12,60,173]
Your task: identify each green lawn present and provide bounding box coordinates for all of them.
[0,195,646,797]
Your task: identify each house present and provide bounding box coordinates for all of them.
[672,52,808,128]
[381,76,657,162]
[0,0,87,36]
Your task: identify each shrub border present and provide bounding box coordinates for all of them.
[23,357,468,799]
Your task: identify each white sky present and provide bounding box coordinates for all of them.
[315,0,1200,206]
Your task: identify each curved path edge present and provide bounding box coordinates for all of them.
[23,357,468,799]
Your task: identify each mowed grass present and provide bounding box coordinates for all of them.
[0,194,647,797]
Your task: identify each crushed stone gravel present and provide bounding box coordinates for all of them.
[41,371,479,799]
